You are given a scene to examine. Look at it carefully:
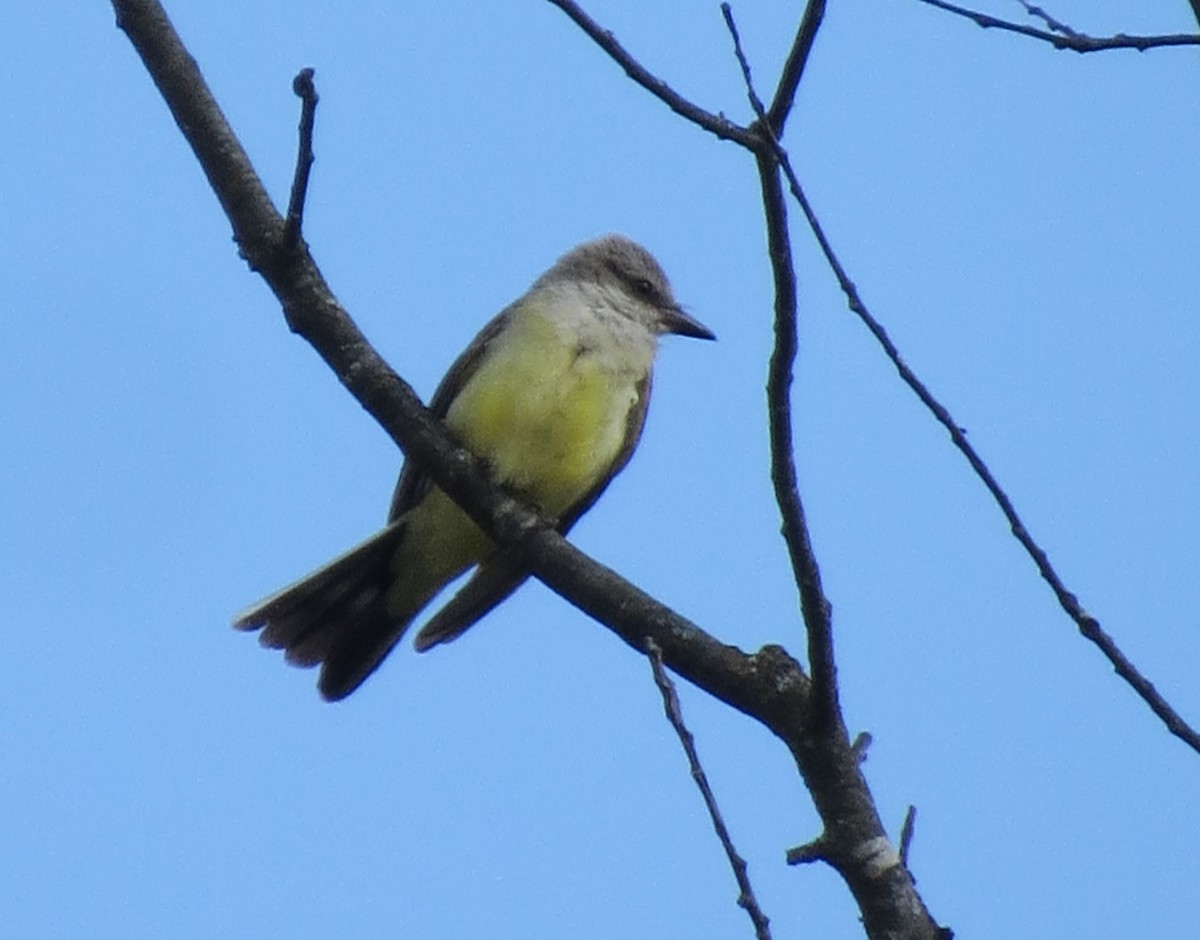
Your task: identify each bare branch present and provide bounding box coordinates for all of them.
[800,180,1200,753]
[912,0,1200,51]
[109,0,812,736]
[720,5,768,119]
[283,67,318,250]
[1013,1,1080,38]
[647,641,773,940]
[714,19,947,934]
[785,836,830,866]
[111,0,276,236]
[899,806,918,868]
[532,12,944,931]
[766,0,826,134]
[543,0,756,146]
[722,5,839,725]
[722,34,1200,755]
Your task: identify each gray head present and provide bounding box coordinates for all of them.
[535,235,715,341]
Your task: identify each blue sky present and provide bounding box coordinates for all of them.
[4,1,1199,937]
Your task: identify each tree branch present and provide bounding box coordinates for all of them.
[766,0,826,135]
[282,67,317,250]
[723,1,838,729]
[647,641,773,940]
[713,17,1200,755]
[912,0,1200,51]
[1013,1,1081,38]
[540,4,952,936]
[543,0,756,146]
[110,0,958,935]
[898,806,918,868]
[787,158,1200,752]
[110,0,815,734]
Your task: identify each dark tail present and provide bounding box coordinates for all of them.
[233,522,411,701]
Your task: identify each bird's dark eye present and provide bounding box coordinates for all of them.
[632,277,657,301]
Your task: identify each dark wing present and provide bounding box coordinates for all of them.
[387,307,515,522]
[411,551,529,651]
[411,372,653,651]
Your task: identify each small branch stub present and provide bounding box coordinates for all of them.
[284,67,319,249]
[899,806,918,868]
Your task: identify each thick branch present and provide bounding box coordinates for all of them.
[766,0,826,134]
[110,0,816,738]
[114,0,952,935]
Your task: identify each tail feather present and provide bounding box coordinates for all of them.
[234,522,410,700]
[318,607,413,702]
[281,584,384,668]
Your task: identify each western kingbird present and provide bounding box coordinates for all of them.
[234,235,714,700]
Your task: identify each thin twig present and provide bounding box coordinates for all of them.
[898,806,917,868]
[646,640,773,940]
[723,5,838,724]
[544,0,755,146]
[721,6,767,117]
[754,104,1200,756]
[283,67,318,250]
[722,0,1200,753]
[913,0,1200,51]
[1014,0,1079,38]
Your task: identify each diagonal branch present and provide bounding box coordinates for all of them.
[754,112,1200,756]
[647,641,773,940]
[912,0,1200,51]
[766,0,826,135]
[109,0,808,736]
[111,0,948,934]
[720,0,1199,753]
[544,0,756,146]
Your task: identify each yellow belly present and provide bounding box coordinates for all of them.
[385,305,641,621]
[445,308,637,515]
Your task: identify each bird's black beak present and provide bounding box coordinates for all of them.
[661,305,716,341]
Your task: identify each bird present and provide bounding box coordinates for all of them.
[234,235,714,701]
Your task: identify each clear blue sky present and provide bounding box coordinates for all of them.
[4,1,1198,937]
